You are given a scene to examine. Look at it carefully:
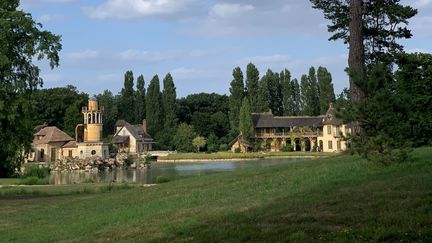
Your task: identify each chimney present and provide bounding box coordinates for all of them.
[142,119,148,133]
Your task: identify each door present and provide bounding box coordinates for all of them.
[51,148,56,162]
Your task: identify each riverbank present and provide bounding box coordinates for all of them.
[1,147,431,242]
[157,151,332,162]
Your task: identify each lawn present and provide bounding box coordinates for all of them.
[1,147,431,242]
[158,151,331,161]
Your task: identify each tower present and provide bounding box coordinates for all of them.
[76,98,109,159]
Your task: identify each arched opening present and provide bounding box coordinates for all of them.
[295,138,301,151]
[305,139,311,151]
[40,149,45,161]
[319,140,323,152]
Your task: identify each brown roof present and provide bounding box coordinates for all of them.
[113,120,154,143]
[322,103,343,126]
[229,134,252,148]
[252,114,324,128]
[62,140,77,148]
[33,126,74,145]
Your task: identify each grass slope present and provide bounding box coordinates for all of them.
[1,148,431,242]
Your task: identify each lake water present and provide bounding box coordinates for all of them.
[49,158,308,185]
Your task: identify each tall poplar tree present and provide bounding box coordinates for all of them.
[135,74,146,123]
[239,97,254,141]
[229,67,245,135]
[281,69,295,115]
[290,79,302,115]
[146,75,163,137]
[308,67,320,116]
[97,90,118,138]
[118,70,135,122]
[257,74,271,113]
[162,73,177,129]
[266,69,283,116]
[317,67,335,114]
[246,63,260,112]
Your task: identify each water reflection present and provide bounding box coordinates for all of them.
[49,158,306,185]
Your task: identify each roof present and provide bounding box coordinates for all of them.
[322,103,343,126]
[252,114,324,128]
[113,120,154,143]
[229,134,252,148]
[62,140,77,148]
[112,135,129,144]
[33,126,74,145]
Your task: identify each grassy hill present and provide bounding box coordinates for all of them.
[1,148,431,242]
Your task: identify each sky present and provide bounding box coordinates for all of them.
[21,0,432,97]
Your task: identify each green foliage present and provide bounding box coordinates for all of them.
[173,123,196,152]
[146,75,164,137]
[310,0,417,65]
[192,136,206,152]
[301,67,320,116]
[317,66,336,114]
[280,144,293,152]
[135,74,146,123]
[395,53,432,146]
[265,69,283,116]
[19,176,49,185]
[219,144,228,152]
[239,97,254,140]
[22,166,50,179]
[124,155,135,167]
[281,69,294,115]
[246,63,260,112]
[256,72,271,113]
[156,176,170,184]
[290,78,302,115]
[118,70,135,123]
[0,1,61,177]
[97,90,118,138]
[234,148,241,153]
[206,133,219,153]
[229,67,245,135]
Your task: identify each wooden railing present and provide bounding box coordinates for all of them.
[254,131,323,138]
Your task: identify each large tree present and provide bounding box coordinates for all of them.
[290,78,302,115]
[300,71,319,116]
[311,0,417,102]
[265,69,283,116]
[317,67,336,114]
[97,90,118,138]
[0,0,62,176]
[146,75,164,137]
[135,74,146,123]
[239,97,254,141]
[246,63,260,112]
[118,70,135,122]
[256,75,271,113]
[280,69,294,116]
[229,67,245,136]
[162,73,177,129]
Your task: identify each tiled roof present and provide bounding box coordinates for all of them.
[113,120,154,143]
[62,140,77,148]
[112,135,129,144]
[33,126,74,145]
[252,114,324,128]
[322,103,343,126]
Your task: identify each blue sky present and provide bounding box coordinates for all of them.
[21,0,432,97]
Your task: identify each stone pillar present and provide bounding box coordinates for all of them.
[310,138,316,152]
[301,140,306,152]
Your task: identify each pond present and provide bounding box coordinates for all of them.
[49,157,309,185]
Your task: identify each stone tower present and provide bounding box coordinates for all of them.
[75,98,109,159]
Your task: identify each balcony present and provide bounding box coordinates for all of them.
[254,131,322,139]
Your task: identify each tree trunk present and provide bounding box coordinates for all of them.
[348,0,366,103]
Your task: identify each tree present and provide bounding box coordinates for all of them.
[281,69,294,116]
[317,67,336,114]
[290,79,302,115]
[63,100,85,137]
[239,97,254,141]
[308,67,320,115]
[146,75,164,137]
[162,73,177,129]
[300,72,319,116]
[192,136,206,152]
[97,90,118,138]
[229,67,245,135]
[246,63,260,112]
[0,0,62,176]
[135,75,146,123]
[257,74,271,113]
[265,69,283,116]
[173,123,196,152]
[118,70,135,122]
[310,0,417,102]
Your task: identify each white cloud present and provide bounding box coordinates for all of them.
[84,0,195,19]
[118,49,179,62]
[414,0,432,8]
[210,3,254,18]
[65,50,100,60]
[37,14,64,23]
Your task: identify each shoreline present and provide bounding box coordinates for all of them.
[157,155,327,163]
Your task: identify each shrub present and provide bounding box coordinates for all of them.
[81,178,95,184]
[280,144,293,152]
[234,148,241,153]
[19,176,49,185]
[124,155,135,166]
[156,176,170,184]
[22,166,50,179]
[219,144,228,151]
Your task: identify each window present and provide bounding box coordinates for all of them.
[327,125,332,135]
[91,150,96,155]
[328,141,333,150]
[40,149,45,159]
[337,141,341,150]
[336,126,341,135]
[68,150,73,157]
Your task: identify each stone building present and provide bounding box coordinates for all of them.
[230,104,351,153]
[112,119,154,154]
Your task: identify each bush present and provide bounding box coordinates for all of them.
[280,144,293,152]
[219,144,228,151]
[234,148,241,153]
[22,166,50,179]
[124,155,135,166]
[19,176,49,185]
[156,176,170,184]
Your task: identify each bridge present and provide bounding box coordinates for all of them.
[147,151,177,157]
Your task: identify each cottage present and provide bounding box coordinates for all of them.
[112,120,154,154]
[230,103,351,153]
